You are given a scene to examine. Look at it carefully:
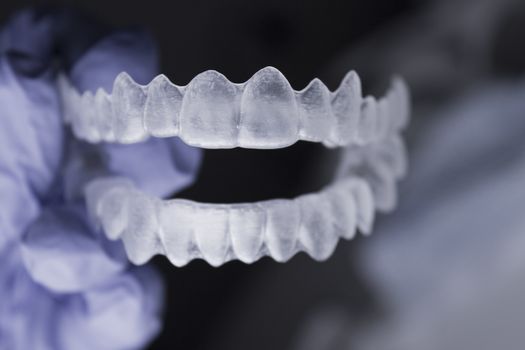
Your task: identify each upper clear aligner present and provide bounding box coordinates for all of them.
[58,66,410,149]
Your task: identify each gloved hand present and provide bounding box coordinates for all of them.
[0,8,202,350]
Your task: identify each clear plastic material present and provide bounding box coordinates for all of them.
[58,67,410,149]
[77,68,411,267]
[85,132,408,267]
[86,176,373,266]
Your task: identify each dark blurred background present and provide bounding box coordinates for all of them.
[2,1,524,349]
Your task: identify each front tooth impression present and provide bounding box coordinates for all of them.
[112,72,148,143]
[158,200,196,267]
[298,78,335,143]
[263,199,300,262]
[144,74,182,137]
[297,193,339,261]
[239,67,299,148]
[192,205,230,266]
[179,71,240,148]
[229,203,265,264]
[330,71,362,146]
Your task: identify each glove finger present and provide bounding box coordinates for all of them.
[0,10,63,243]
[20,203,127,293]
[56,265,164,350]
[0,245,57,350]
[1,242,163,350]
[0,8,56,76]
[102,137,203,197]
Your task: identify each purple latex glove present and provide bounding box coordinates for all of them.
[0,8,202,350]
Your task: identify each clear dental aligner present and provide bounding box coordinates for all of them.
[58,66,410,149]
[84,133,408,267]
[73,66,410,267]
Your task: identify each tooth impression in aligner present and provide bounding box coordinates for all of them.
[60,67,409,149]
[329,71,362,146]
[98,186,132,240]
[238,67,299,148]
[144,74,182,137]
[112,72,148,143]
[263,199,301,262]
[298,78,335,143]
[297,193,339,261]
[229,204,266,264]
[121,191,161,265]
[180,70,240,148]
[192,205,231,267]
[158,200,196,267]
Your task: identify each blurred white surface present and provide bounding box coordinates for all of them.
[352,79,525,350]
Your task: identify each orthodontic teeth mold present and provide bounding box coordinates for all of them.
[84,134,408,267]
[86,176,373,266]
[75,67,410,267]
[58,66,410,149]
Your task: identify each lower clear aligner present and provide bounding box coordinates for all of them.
[58,67,410,149]
[84,132,409,267]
